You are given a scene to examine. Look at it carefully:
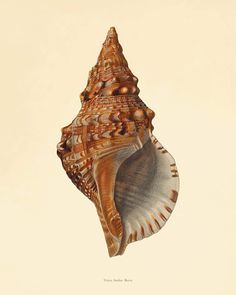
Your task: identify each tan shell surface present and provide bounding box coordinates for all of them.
[57,27,179,257]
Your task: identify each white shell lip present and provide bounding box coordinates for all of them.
[113,135,179,256]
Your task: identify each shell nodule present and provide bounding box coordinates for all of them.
[57,27,179,257]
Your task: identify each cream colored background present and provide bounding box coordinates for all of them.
[0,0,235,294]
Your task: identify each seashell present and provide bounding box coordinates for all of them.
[57,27,179,257]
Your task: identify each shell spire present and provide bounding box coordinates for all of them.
[80,27,139,102]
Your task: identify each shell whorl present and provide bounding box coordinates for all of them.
[80,27,139,102]
[57,27,179,257]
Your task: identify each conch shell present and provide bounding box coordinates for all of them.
[57,27,179,257]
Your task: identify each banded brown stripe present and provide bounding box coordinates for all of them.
[148,223,155,234]
[159,213,167,222]
[165,206,172,213]
[170,163,179,177]
[86,176,94,185]
[152,138,158,144]
[158,146,167,153]
[151,215,161,229]
[170,190,178,203]
[140,225,145,238]
[172,174,178,177]
[128,234,132,243]
[133,231,138,241]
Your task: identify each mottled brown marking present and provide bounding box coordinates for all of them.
[134,231,138,241]
[170,190,178,203]
[73,144,84,153]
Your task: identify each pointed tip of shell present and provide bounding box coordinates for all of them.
[106,27,118,39]
[103,27,120,47]
[100,26,123,59]
[102,27,120,50]
[108,26,117,33]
